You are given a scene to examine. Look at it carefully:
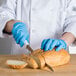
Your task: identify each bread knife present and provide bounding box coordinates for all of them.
[24,40,33,53]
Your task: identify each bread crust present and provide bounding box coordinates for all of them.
[30,49,43,56]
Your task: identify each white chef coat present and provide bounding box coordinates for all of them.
[0,0,76,54]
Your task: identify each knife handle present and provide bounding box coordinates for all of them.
[24,40,29,46]
[24,40,33,53]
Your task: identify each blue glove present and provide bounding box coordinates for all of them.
[41,39,67,51]
[12,22,29,47]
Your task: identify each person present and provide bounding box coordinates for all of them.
[0,0,76,54]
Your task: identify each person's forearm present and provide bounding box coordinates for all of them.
[4,19,21,33]
[60,32,76,46]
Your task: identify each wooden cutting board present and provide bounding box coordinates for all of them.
[0,54,76,76]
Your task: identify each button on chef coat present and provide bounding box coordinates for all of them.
[0,0,76,54]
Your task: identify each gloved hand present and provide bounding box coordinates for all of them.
[41,39,67,51]
[12,22,29,47]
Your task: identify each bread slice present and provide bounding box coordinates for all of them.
[23,55,38,69]
[31,54,45,69]
[6,60,28,69]
[30,49,45,68]
[35,54,45,69]
[42,49,70,67]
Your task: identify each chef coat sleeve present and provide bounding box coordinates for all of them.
[0,0,16,38]
[63,0,76,38]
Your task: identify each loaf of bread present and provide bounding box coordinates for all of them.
[6,60,28,69]
[28,49,70,68]
[41,49,70,67]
